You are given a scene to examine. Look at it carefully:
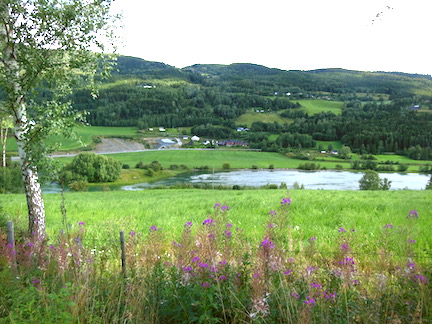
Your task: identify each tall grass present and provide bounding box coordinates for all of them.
[0,194,430,323]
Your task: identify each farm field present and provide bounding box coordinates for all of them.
[296,99,344,115]
[235,111,292,127]
[58,149,350,171]
[6,126,140,152]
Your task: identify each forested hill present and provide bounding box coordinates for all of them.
[68,56,432,157]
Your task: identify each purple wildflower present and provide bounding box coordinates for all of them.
[202,218,215,226]
[214,203,221,208]
[224,230,232,239]
[192,256,200,262]
[383,224,394,229]
[407,262,415,269]
[184,221,193,228]
[27,243,34,247]
[341,244,349,251]
[309,236,317,242]
[310,283,322,288]
[304,297,316,305]
[199,262,209,268]
[408,239,416,244]
[221,205,230,211]
[149,225,158,232]
[183,266,192,272]
[78,222,85,226]
[281,197,292,205]
[413,274,429,285]
[338,227,346,233]
[284,270,293,276]
[201,282,211,288]
[260,238,275,249]
[129,230,136,236]
[291,292,300,299]
[226,223,233,228]
[407,210,419,219]
[268,210,277,216]
[219,275,228,280]
[267,223,275,229]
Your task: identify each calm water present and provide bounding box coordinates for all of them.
[121,170,430,191]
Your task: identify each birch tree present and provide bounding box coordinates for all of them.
[0,112,12,167]
[0,0,116,238]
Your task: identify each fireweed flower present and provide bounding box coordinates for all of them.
[260,238,275,249]
[413,274,429,285]
[202,218,215,226]
[281,197,292,205]
[224,230,232,239]
[407,210,419,219]
[341,244,349,251]
[304,297,316,305]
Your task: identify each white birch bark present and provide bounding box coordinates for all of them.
[1,4,46,238]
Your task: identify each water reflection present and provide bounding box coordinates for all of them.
[122,170,429,191]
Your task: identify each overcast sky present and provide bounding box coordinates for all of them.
[110,0,431,75]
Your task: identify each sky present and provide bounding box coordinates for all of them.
[110,0,431,75]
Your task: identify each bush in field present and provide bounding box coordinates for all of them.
[64,152,121,183]
[398,163,409,172]
[68,180,88,192]
[223,163,230,170]
[359,170,391,190]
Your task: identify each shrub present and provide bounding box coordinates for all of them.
[359,170,391,190]
[298,162,320,170]
[397,164,409,172]
[222,163,230,170]
[251,165,258,170]
[268,164,274,170]
[335,164,343,170]
[122,164,130,169]
[68,180,88,192]
[66,152,121,183]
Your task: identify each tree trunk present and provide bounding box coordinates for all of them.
[14,107,46,239]
[0,122,7,167]
[1,4,46,238]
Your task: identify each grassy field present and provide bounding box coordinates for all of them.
[236,111,292,127]
[1,189,431,250]
[297,99,344,115]
[1,189,431,322]
[6,126,140,152]
[58,149,349,171]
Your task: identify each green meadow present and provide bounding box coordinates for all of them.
[297,99,344,115]
[6,126,140,152]
[1,189,431,252]
[236,111,292,127]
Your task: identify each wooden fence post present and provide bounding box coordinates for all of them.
[120,231,126,277]
[6,221,17,273]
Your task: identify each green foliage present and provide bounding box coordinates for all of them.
[64,152,121,183]
[297,162,320,170]
[359,170,391,190]
[0,163,22,194]
[68,180,88,192]
[426,176,432,190]
[222,163,230,170]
